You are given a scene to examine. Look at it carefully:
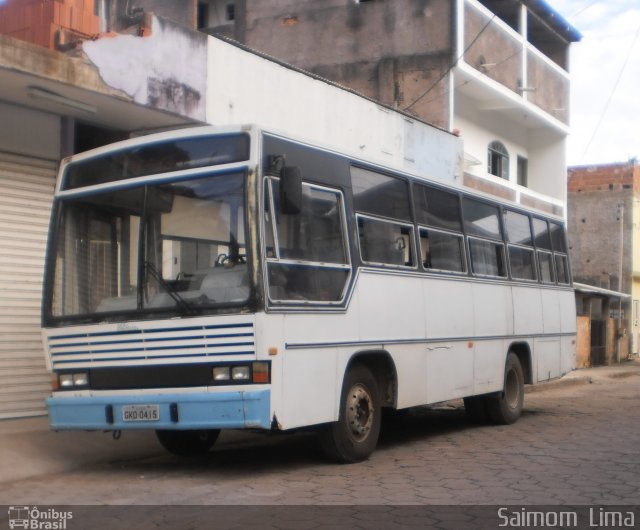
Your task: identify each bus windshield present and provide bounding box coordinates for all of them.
[47,171,249,323]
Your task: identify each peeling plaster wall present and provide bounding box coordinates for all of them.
[83,15,207,122]
[82,15,461,183]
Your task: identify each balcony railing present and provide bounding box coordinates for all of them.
[464,3,522,95]
[462,0,570,126]
[526,46,570,125]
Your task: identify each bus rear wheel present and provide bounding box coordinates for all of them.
[155,429,220,456]
[486,352,525,425]
[319,364,381,464]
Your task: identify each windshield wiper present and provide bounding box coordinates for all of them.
[144,261,200,316]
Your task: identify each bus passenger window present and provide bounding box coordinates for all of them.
[555,254,570,284]
[419,228,465,273]
[549,222,567,253]
[504,209,536,281]
[468,238,507,277]
[463,197,505,278]
[508,246,536,280]
[358,216,414,267]
[414,184,462,231]
[538,250,555,283]
[532,218,551,250]
[351,167,411,221]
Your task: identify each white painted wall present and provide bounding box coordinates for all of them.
[454,92,567,206]
[528,129,567,205]
[205,36,463,184]
[454,93,528,183]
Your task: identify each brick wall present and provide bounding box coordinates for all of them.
[568,161,640,194]
[0,0,99,50]
[567,160,639,292]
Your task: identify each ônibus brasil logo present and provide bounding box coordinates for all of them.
[8,507,72,529]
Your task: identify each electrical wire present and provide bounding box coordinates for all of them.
[409,47,522,109]
[402,13,497,112]
[580,21,640,162]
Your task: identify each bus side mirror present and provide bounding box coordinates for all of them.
[280,166,302,215]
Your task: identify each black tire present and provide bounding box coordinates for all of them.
[486,352,525,425]
[319,364,381,463]
[464,395,490,424]
[155,429,220,456]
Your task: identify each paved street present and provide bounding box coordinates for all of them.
[1,362,639,528]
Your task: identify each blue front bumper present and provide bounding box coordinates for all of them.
[46,389,271,431]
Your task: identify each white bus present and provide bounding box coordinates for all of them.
[41,124,576,463]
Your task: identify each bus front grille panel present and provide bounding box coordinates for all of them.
[47,322,255,370]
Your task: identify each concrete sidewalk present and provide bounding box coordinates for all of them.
[1,358,638,486]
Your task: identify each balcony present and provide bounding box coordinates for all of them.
[460,0,570,128]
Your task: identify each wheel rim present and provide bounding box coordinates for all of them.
[346,383,374,442]
[505,368,521,409]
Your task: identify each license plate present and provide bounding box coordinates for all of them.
[122,404,160,422]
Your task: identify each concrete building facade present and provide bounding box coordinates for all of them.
[568,160,640,360]
[208,0,580,216]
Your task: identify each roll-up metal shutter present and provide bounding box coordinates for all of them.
[0,152,56,418]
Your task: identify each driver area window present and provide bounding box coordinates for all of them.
[264,177,350,304]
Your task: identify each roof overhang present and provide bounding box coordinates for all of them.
[0,33,198,133]
[574,282,631,300]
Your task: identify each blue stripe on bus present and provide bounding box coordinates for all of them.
[48,322,254,341]
[51,342,255,357]
[51,351,256,364]
[49,333,255,349]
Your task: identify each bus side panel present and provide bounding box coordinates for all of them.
[424,278,475,339]
[426,342,474,404]
[281,346,339,428]
[535,338,561,382]
[472,283,514,338]
[277,310,359,429]
[386,344,429,409]
[424,277,475,404]
[560,290,577,375]
[356,272,427,345]
[538,289,563,381]
[512,285,544,336]
[473,340,509,395]
[470,283,513,394]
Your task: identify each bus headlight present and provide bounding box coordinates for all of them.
[58,372,89,388]
[231,366,250,381]
[73,373,89,386]
[213,367,231,381]
[59,374,74,387]
[210,362,270,385]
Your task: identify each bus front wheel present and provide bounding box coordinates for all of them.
[155,429,220,456]
[486,352,525,425]
[319,363,381,464]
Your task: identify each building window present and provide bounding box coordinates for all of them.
[197,2,209,29]
[226,3,235,21]
[517,156,528,187]
[488,141,509,180]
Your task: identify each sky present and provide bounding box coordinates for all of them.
[550,0,640,166]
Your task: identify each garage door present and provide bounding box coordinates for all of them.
[0,152,56,418]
